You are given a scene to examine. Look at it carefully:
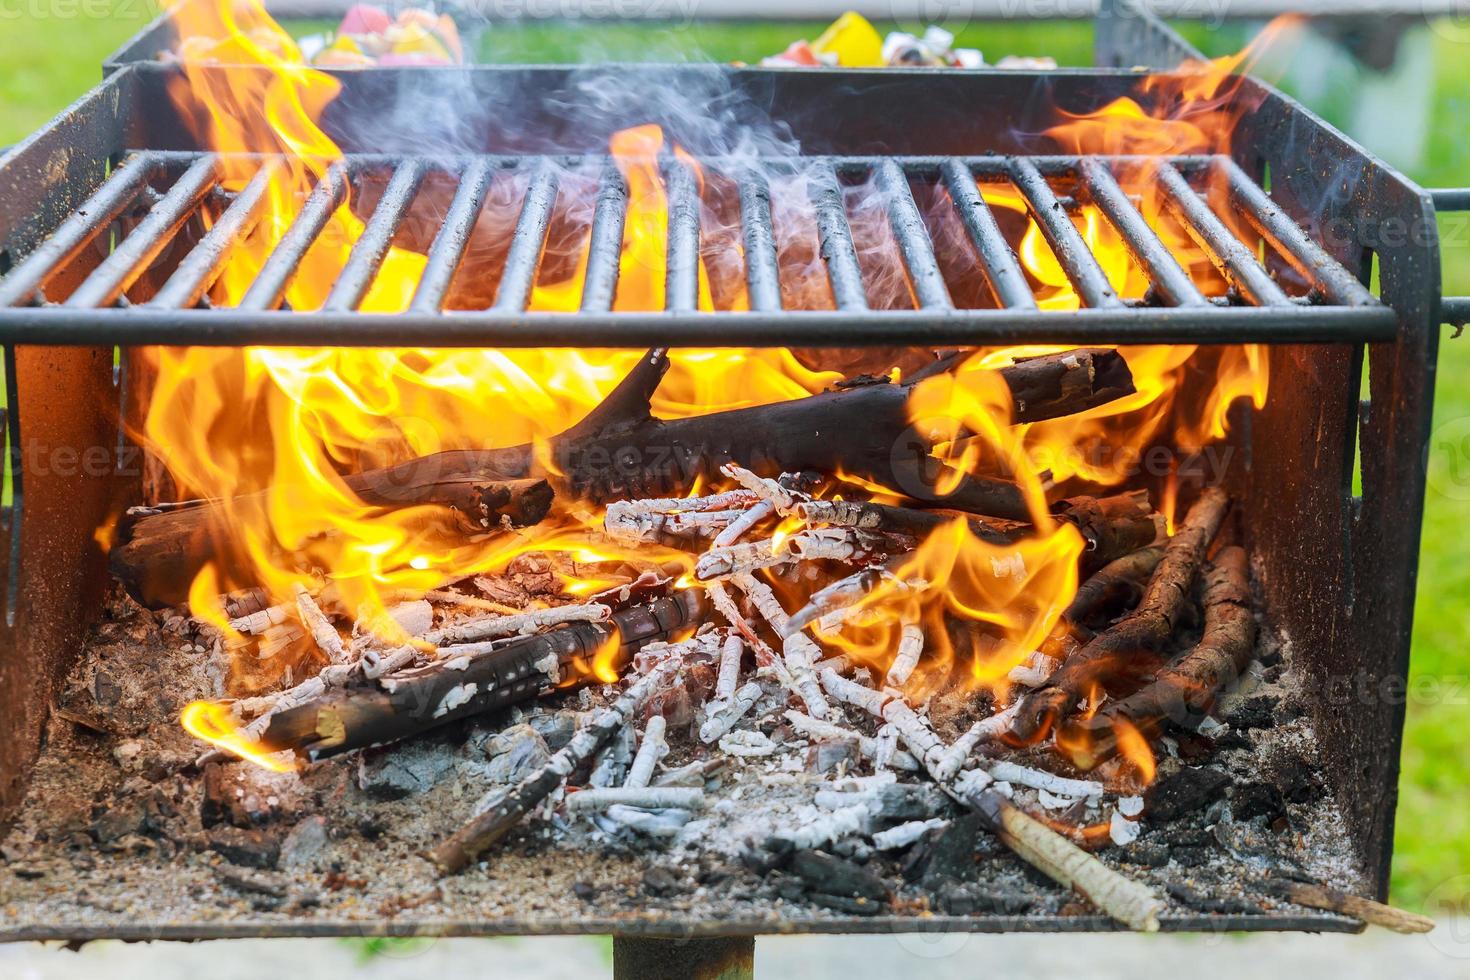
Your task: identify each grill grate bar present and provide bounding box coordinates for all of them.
[1079,158,1207,308]
[239,163,348,312]
[809,162,868,311]
[0,152,159,308]
[409,158,496,314]
[874,159,952,310]
[1155,162,1291,308]
[1220,159,1377,308]
[940,159,1036,310]
[737,168,782,313]
[492,161,560,313]
[580,162,627,313]
[323,159,426,313]
[64,155,218,310]
[663,155,702,313]
[148,163,278,310]
[1009,157,1123,309]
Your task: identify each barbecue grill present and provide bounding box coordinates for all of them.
[0,0,1463,965]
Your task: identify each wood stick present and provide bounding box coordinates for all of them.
[256,590,707,760]
[1264,880,1435,934]
[822,670,1163,930]
[624,715,668,789]
[114,348,1134,608]
[425,603,612,645]
[1010,487,1230,742]
[429,658,681,874]
[1062,546,1256,768]
[564,786,705,812]
[963,785,1163,931]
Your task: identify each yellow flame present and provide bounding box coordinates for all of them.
[180,700,298,772]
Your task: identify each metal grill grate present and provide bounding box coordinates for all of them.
[0,149,1392,347]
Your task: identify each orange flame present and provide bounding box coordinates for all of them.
[142,5,1292,781]
[180,700,298,772]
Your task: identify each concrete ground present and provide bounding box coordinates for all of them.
[5,926,1470,979]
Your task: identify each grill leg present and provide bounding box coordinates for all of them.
[612,936,754,980]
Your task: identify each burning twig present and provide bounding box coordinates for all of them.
[1011,487,1230,741]
[430,657,682,874]
[112,349,1135,608]
[735,573,830,720]
[252,591,706,761]
[1063,546,1256,768]
[293,583,347,664]
[885,622,925,687]
[823,670,1163,931]
[425,603,612,645]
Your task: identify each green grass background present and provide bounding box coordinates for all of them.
[2,7,1467,911]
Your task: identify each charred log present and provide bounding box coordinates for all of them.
[255,590,706,761]
[1060,546,1255,769]
[111,348,1135,608]
[1008,487,1230,743]
[111,477,553,610]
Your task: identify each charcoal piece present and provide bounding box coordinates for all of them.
[1208,728,1254,752]
[572,880,597,901]
[90,801,146,844]
[769,871,805,901]
[809,892,884,915]
[1145,766,1231,822]
[356,741,456,800]
[357,816,388,841]
[1270,751,1325,804]
[528,711,580,752]
[201,763,280,828]
[935,880,1034,916]
[279,816,329,868]
[791,850,889,902]
[1121,841,1170,867]
[1165,881,1263,915]
[216,866,290,898]
[1170,846,1208,868]
[917,812,997,886]
[1231,782,1287,825]
[207,825,280,869]
[1223,695,1277,731]
[642,865,683,897]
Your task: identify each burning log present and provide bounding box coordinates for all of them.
[253,590,706,761]
[111,348,1135,609]
[111,477,554,609]
[1061,546,1256,768]
[430,657,682,874]
[1009,487,1231,742]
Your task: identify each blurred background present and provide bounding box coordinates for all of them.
[2,2,1469,974]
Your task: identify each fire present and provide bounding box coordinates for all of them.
[151,3,1292,778]
[180,700,297,772]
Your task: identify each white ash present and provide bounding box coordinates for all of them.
[712,498,775,547]
[426,603,611,645]
[885,622,925,687]
[565,787,706,812]
[625,715,668,789]
[714,633,744,701]
[1117,795,1145,817]
[1110,809,1143,846]
[1008,650,1058,688]
[588,719,635,788]
[984,761,1103,799]
[700,681,765,743]
[433,682,478,718]
[294,583,348,664]
[719,462,804,514]
[783,710,921,772]
[719,729,777,757]
[872,818,949,850]
[734,573,830,719]
[603,804,696,837]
